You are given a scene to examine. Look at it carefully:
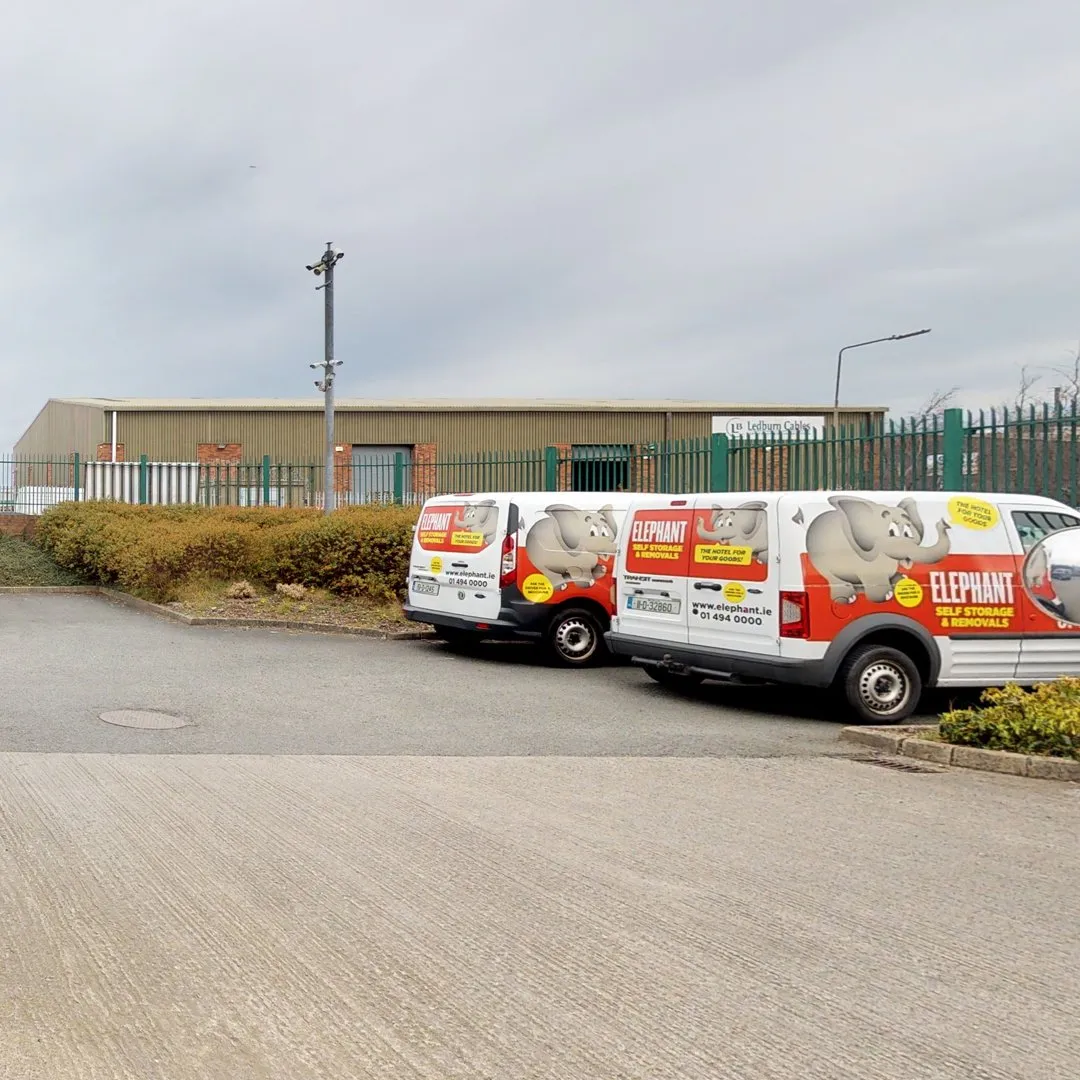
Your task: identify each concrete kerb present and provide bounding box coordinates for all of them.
[840,725,1080,782]
[0,586,434,641]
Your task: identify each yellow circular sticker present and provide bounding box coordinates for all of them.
[521,573,554,603]
[894,578,924,608]
[948,496,999,531]
[430,556,443,574]
[722,581,747,604]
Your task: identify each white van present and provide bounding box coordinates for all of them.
[403,492,639,665]
[605,490,1080,722]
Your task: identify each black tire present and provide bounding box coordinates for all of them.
[838,644,922,724]
[547,607,607,667]
[645,667,705,688]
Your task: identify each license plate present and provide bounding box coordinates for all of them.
[627,595,679,615]
[412,580,440,596]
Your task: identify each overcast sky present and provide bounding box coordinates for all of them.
[4,0,1080,451]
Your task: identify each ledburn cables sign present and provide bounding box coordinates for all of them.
[711,414,826,440]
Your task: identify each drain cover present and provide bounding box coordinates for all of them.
[852,755,941,774]
[99,710,190,730]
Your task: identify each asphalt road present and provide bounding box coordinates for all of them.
[1,595,1077,1080]
[1,593,876,757]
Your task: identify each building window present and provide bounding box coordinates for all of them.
[571,445,631,492]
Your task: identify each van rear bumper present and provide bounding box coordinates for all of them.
[402,605,545,640]
[604,632,832,688]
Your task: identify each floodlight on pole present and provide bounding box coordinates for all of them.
[306,242,344,514]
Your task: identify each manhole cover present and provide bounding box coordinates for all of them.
[99,710,190,730]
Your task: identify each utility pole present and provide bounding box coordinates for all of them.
[307,242,344,514]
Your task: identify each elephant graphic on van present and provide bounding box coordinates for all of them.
[453,499,499,546]
[696,501,769,564]
[805,495,951,604]
[525,505,618,590]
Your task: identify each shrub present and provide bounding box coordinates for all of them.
[226,580,257,599]
[36,501,419,604]
[939,680,1080,760]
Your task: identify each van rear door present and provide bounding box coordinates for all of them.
[686,494,778,658]
[615,497,694,646]
[410,495,506,622]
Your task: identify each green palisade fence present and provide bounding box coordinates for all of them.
[3,402,1078,515]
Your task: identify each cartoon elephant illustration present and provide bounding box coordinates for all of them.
[696,501,769,564]
[453,499,499,546]
[805,495,951,604]
[525,504,618,590]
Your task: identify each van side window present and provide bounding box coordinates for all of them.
[1011,510,1080,553]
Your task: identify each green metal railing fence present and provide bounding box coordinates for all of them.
[3,403,1078,516]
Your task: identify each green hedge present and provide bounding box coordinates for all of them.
[940,679,1080,760]
[35,502,419,604]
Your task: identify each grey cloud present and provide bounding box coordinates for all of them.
[3,0,1080,450]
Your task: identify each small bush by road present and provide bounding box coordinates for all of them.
[35,502,418,604]
[939,679,1080,760]
[0,535,87,587]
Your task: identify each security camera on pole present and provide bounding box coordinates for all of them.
[307,242,344,514]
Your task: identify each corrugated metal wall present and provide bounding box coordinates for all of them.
[13,401,105,458]
[112,407,883,462]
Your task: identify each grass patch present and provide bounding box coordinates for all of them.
[170,579,415,633]
[0,535,88,587]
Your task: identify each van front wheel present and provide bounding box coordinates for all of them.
[838,645,922,724]
[547,608,606,667]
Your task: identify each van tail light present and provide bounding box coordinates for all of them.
[779,591,810,639]
[499,533,517,588]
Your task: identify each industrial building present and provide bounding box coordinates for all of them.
[14,396,887,500]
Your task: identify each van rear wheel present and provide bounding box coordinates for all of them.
[838,644,922,724]
[547,608,606,667]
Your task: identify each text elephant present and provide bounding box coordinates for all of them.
[805,495,951,604]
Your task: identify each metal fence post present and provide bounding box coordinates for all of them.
[138,454,148,505]
[543,446,559,491]
[73,453,80,502]
[393,452,405,504]
[709,433,729,493]
[943,408,964,491]
[261,455,271,506]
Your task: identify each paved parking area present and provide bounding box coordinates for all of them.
[1,595,1078,1080]
[2,593,870,758]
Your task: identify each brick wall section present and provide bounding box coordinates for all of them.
[413,443,437,499]
[197,443,242,488]
[553,443,572,491]
[334,445,351,497]
[631,445,656,493]
[0,514,36,539]
[96,444,126,462]
[197,443,242,465]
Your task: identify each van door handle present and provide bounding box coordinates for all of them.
[693,583,724,592]
[451,561,469,568]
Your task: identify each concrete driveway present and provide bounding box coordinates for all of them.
[1,595,1078,1079]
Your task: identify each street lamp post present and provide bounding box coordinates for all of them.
[832,328,932,433]
[307,242,345,515]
